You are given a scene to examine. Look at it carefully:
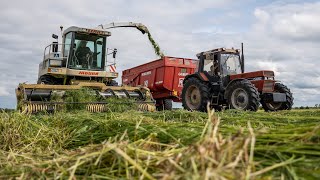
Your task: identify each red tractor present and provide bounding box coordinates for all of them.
[181,44,293,112]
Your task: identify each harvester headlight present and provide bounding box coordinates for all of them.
[49,60,62,67]
[111,72,118,77]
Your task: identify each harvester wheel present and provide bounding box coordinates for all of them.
[261,83,293,111]
[182,77,210,112]
[37,75,55,85]
[226,80,260,111]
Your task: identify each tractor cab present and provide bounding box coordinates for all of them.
[196,48,244,78]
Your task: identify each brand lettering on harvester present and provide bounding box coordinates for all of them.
[79,71,99,76]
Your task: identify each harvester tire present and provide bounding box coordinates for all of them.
[37,75,55,85]
[261,83,293,111]
[226,80,260,111]
[182,77,210,112]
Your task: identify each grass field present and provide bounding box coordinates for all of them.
[1,108,319,179]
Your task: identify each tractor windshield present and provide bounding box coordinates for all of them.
[68,33,106,71]
[220,53,242,75]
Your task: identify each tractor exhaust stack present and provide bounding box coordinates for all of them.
[241,43,244,73]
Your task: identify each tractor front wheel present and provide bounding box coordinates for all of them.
[261,83,293,111]
[226,80,260,111]
[182,77,210,112]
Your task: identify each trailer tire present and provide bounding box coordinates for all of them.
[107,80,118,86]
[182,77,210,112]
[157,99,173,111]
[226,80,260,111]
[261,83,293,111]
[163,99,173,110]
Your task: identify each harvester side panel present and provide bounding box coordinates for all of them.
[122,56,197,102]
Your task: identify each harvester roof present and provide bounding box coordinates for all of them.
[63,26,111,36]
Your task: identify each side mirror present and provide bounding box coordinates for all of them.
[113,48,117,58]
[52,34,58,39]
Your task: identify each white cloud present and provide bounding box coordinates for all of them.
[0,87,9,96]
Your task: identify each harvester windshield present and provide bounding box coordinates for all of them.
[221,53,242,75]
[67,33,106,71]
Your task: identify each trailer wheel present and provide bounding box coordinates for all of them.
[106,80,118,86]
[182,77,210,112]
[261,83,293,111]
[226,80,260,111]
[157,99,173,111]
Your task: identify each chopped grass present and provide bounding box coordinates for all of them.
[0,109,319,179]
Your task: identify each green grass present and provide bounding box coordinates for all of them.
[0,109,319,179]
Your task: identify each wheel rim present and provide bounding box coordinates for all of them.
[185,85,201,110]
[264,88,283,111]
[265,102,282,110]
[231,88,249,110]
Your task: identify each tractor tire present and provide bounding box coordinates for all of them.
[37,75,55,85]
[182,77,210,112]
[211,105,223,112]
[157,99,173,111]
[261,83,293,111]
[226,80,260,111]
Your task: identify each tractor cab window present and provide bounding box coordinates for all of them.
[203,54,219,76]
[68,33,106,71]
[220,53,241,76]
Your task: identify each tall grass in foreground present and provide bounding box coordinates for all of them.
[0,108,319,179]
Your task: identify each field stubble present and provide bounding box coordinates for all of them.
[0,106,319,179]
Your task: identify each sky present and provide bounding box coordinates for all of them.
[1,0,320,108]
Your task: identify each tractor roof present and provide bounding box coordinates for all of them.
[63,26,111,36]
[196,48,239,58]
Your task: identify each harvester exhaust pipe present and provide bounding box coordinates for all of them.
[241,43,244,73]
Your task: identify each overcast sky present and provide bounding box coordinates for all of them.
[1,0,320,108]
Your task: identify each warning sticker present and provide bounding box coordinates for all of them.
[178,78,184,87]
[144,80,149,87]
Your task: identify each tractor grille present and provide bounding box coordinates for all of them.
[263,81,274,92]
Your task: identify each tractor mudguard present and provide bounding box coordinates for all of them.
[183,72,209,85]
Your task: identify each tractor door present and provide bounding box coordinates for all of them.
[219,53,242,87]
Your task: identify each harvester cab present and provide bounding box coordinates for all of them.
[182,44,293,112]
[16,22,157,114]
[38,26,117,85]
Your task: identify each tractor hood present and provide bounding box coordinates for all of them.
[229,70,274,80]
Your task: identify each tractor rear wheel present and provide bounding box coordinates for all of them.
[226,80,260,111]
[261,83,293,111]
[182,77,210,112]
